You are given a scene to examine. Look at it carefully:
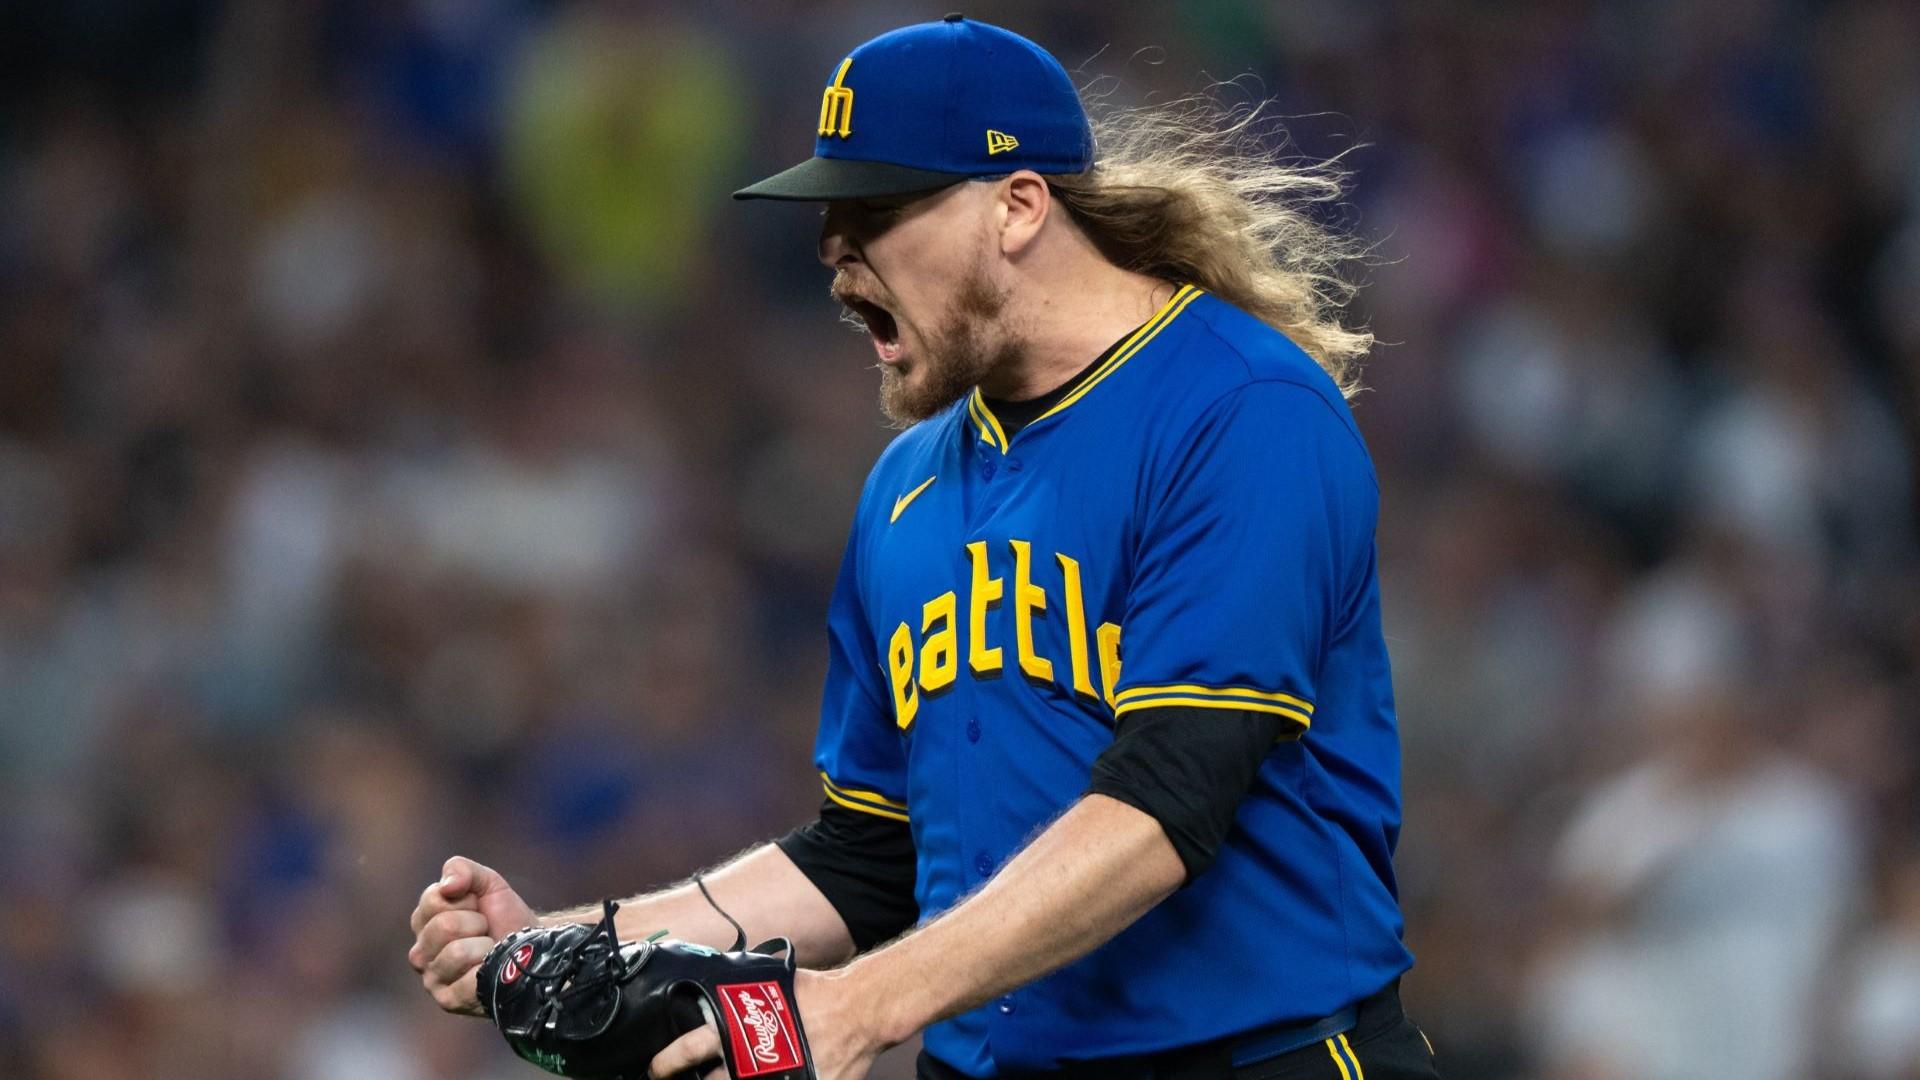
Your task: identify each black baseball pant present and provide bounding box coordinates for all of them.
[914,981,1442,1080]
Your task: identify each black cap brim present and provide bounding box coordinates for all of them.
[732,155,968,201]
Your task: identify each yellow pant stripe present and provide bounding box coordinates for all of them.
[1339,1033,1366,1080]
[1325,1038,1353,1080]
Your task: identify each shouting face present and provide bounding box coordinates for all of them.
[820,182,1022,424]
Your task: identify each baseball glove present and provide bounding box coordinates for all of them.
[475,899,816,1080]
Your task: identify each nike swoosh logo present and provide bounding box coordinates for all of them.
[889,476,938,524]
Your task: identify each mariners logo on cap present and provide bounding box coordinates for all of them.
[818,58,854,138]
[734,17,1093,201]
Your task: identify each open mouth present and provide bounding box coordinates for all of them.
[840,295,903,364]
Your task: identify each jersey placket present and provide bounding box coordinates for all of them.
[961,409,1033,1034]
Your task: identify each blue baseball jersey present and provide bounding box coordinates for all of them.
[813,285,1412,1074]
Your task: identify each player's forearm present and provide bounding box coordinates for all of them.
[541,843,859,968]
[822,793,1184,1048]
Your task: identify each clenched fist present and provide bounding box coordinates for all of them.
[407,856,536,1015]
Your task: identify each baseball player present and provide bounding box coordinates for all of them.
[410,16,1437,1080]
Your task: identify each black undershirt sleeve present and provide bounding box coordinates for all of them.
[1085,705,1298,881]
[774,801,919,951]
[778,705,1286,945]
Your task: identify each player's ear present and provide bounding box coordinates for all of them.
[996,171,1050,256]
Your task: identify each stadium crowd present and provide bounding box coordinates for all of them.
[0,2,1915,1077]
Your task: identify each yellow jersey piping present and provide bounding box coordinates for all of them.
[820,772,909,821]
[976,394,1010,452]
[966,283,1203,453]
[1113,683,1314,713]
[966,392,1007,452]
[1033,284,1203,422]
[1113,695,1311,727]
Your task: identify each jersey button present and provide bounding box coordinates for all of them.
[998,996,1016,1015]
[974,852,994,877]
[965,718,981,743]
[982,460,997,479]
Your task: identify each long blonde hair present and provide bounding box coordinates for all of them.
[1049,95,1374,397]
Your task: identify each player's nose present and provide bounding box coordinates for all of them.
[817,206,860,268]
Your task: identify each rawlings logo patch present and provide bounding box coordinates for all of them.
[501,943,535,985]
[717,981,803,1075]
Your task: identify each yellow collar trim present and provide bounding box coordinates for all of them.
[967,284,1204,453]
[1036,284,1203,423]
[966,390,1008,452]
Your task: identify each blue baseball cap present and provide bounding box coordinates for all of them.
[733,14,1094,201]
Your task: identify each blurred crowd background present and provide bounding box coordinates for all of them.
[1,1,1916,1078]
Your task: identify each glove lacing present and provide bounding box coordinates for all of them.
[531,899,646,1033]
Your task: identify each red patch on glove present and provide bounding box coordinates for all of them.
[716,980,804,1075]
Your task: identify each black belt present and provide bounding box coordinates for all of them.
[919,979,1404,1079]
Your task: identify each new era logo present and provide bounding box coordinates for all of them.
[986,129,1019,155]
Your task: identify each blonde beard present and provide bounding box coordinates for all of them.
[877,261,1016,426]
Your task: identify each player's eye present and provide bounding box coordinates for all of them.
[822,199,910,242]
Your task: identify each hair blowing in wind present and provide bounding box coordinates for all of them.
[1050,93,1375,398]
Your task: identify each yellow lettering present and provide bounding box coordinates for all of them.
[1056,553,1096,700]
[919,591,958,694]
[1010,539,1053,683]
[1096,622,1123,708]
[967,541,1004,675]
[888,621,919,729]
